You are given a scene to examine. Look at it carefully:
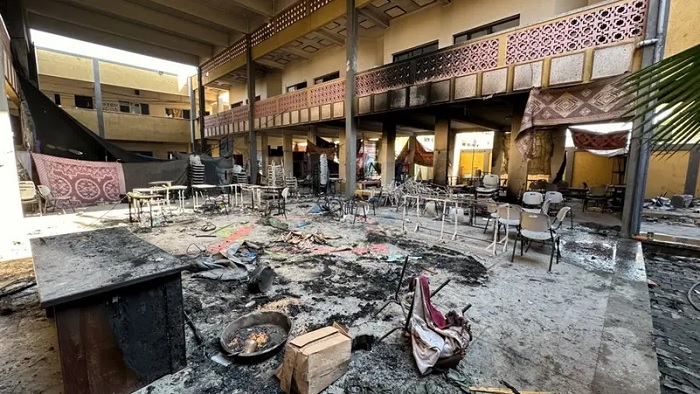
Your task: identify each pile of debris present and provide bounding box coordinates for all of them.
[278,231,341,250]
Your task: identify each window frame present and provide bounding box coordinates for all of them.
[392,40,439,63]
[453,15,520,44]
[314,71,340,85]
[286,81,308,92]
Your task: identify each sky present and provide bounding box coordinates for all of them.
[30,29,196,79]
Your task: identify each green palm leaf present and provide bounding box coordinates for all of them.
[621,43,700,155]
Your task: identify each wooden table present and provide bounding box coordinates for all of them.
[31,228,188,394]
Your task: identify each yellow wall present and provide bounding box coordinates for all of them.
[63,107,190,144]
[381,0,588,64]
[36,49,188,96]
[664,0,700,57]
[571,151,614,188]
[645,152,690,198]
[459,151,490,177]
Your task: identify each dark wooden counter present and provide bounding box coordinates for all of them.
[31,228,188,394]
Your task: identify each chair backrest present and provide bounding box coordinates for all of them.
[541,199,551,214]
[520,212,551,233]
[19,181,37,200]
[589,186,608,197]
[281,187,290,201]
[497,204,522,219]
[482,174,499,188]
[522,191,543,205]
[545,191,564,204]
[37,185,53,201]
[552,206,572,229]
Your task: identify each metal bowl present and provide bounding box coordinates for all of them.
[220,311,292,363]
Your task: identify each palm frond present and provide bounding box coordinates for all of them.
[621,43,700,154]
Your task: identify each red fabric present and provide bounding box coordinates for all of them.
[32,153,126,205]
[418,275,448,329]
[570,129,629,150]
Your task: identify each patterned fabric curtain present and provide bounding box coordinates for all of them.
[500,132,510,175]
[570,128,629,150]
[525,130,554,176]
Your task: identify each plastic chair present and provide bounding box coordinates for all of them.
[19,181,41,215]
[476,174,500,200]
[540,199,551,215]
[551,206,572,231]
[37,185,76,214]
[496,204,522,237]
[512,212,561,271]
[522,191,544,213]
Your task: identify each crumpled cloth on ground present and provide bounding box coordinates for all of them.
[410,275,471,375]
[190,256,248,281]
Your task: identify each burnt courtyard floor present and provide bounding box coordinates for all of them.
[0,200,667,393]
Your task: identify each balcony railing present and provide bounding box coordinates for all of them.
[203,0,648,138]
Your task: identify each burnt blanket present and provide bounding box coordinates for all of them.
[32,153,126,204]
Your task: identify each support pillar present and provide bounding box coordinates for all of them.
[197,68,205,154]
[246,35,258,184]
[92,59,105,139]
[684,149,700,195]
[506,116,526,199]
[491,131,503,176]
[550,127,567,183]
[307,125,317,145]
[408,135,416,178]
[380,121,396,186]
[432,117,450,185]
[188,78,196,152]
[261,134,269,178]
[344,0,358,198]
[283,133,294,178]
[338,132,347,181]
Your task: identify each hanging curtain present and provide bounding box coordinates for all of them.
[397,139,434,167]
[524,130,554,176]
[569,128,629,151]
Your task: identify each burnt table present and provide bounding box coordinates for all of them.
[31,228,188,394]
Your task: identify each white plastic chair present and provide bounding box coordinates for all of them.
[476,174,500,199]
[496,204,522,238]
[551,206,573,231]
[541,199,551,215]
[512,212,560,271]
[19,181,41,215]
[37,185,76,214]
[544,191,564,214]
[522,191,544,213]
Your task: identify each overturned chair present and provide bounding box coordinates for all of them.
[375,265,472,375]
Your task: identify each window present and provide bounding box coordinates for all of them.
[75,95,93,109]
[53,94,61,106]
[393,41,438,63]
[245,96,261,105]
[119,101,131,113]
[183,109,191,119]
[231,101,243,108]
[454,15,520,44]
[286,81,307,92]
[314,71,339,85]
[141,103,149,115]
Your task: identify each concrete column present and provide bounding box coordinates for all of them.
[550,127,567,182]
[380,121,396,186]
[246,35,258,184]
[0,50,25,260]
[338,132,347,181]
[261,134,269,177]
[506,116,527,199]
[188,78,196,152]
[344,0,358,198]
[491,131,503,175]
[408,136,416,178]
[283,133,294,178]
[197,68,205,154]
[307,125,317,145]
[432,117,451,185]
[92,59,105,139]
[684,149,700,195]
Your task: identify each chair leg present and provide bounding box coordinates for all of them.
[548,240,556,272]
[520,235,524,256]
[556,238,561,263]
[484,217,491,234]
[511,235,518,262]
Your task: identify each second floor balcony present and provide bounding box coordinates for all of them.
[203,0,648,138]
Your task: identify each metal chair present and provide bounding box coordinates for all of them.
[475,174,500,200]
[496,204,522,239]
[512,212,561,271]
[37,185,76,214]
[551,206,572,231]
[522,191,544,213]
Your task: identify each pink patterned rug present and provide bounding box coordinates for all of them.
[31,153,126,205]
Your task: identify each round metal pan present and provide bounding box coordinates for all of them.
[220,311,292,363]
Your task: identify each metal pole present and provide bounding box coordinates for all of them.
[197,67,205,154]
[246,35,258,185]
[188,77,196,152]
[621,0,670,237]
[344,0,358,198]
[92,58,105,139]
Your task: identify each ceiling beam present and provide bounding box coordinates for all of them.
[358,8,389,28]
[277,47,311,59]
[27,14,199,65]
[145,0,251,33]
[231,0,274,17]
[314,29,344,46]
[255,59,285,70]
[439,0,452,4]
[60,0,229,47]
[25,0,213,57]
